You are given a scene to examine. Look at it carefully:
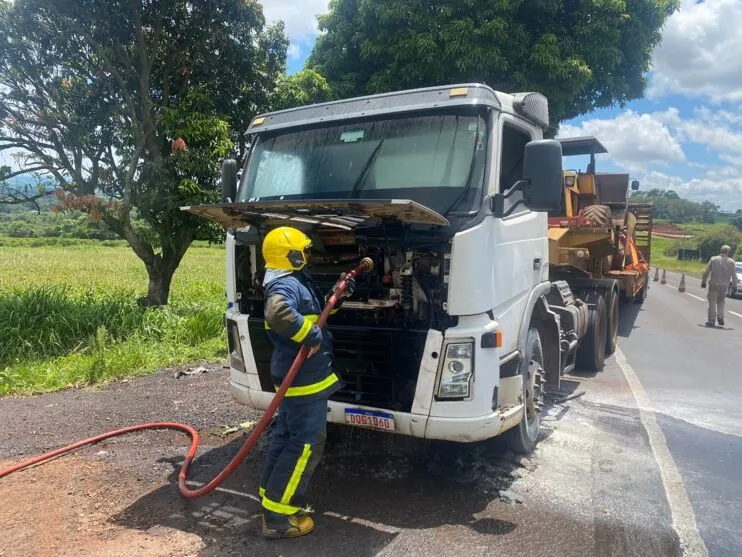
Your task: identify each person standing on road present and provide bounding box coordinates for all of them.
[257,226,354,539]
[701,244,736,327]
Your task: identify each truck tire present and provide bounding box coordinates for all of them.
[576,294,607,372]
[605,290,619,356]
[505,327,545,455]
[635,279,648,304]
[583,204,612,227]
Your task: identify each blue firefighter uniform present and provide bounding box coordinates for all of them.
[258,264,350,536]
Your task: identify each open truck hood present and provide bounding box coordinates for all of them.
[181,199,450,230]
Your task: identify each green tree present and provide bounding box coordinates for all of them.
[270,69,333,111]
[0,0,287,305]
[730,213,742,232]
[307,0,678,130]
[700,200,719,224]
[697,226,742,260]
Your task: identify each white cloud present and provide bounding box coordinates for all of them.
[652,106,742,166]
[558,111,685,172]
[286,43,302,60]
[719,154,742,168]
[638,170,742,212]
[650,0,742,102]
[261,0,330,39]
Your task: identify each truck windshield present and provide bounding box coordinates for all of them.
[238,110,488,215]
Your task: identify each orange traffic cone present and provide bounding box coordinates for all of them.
[679,274,686,293]
[653,267,659,282]
[660,270,667,285]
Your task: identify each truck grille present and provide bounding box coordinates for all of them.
[247,319,427,412]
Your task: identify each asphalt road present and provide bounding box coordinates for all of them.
[0,276,739,556]
[618,271,742,557]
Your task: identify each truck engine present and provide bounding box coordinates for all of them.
[234,223,456,413]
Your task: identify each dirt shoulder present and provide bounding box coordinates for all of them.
[0,364,255,557]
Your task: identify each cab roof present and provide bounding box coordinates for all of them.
[247,83,549,133]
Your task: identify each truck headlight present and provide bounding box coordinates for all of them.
[226,318,246,373]
[437,341,474,399]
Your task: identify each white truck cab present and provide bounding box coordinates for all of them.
[184,83,579,453]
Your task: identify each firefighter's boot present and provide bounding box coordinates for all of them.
[262,511,315,539]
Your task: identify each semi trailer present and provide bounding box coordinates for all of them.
[184,83,649,453]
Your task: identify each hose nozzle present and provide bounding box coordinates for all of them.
[358,257,375,273]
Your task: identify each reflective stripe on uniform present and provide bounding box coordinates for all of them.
[281,443,312,505]
[264,314,320,337]
[275,372,340,397]
[259,486,266,498]
[262,495,300,515]
[290,318,313,342]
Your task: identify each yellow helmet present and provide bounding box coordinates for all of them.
[262,227,312,271]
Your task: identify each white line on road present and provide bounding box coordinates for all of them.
[614,348,708,557]
[660,284,742,320]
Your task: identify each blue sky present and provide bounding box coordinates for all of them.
[265,0,742,211]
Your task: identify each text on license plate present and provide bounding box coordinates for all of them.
[344,409,396,431]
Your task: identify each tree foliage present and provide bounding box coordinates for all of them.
[307,0,678,130]
[1,167,55,209]
[0,0,287,305]
[270,69,333,111]
[632,189,719,224]
[697,226,742,260]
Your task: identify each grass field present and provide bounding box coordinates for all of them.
[650,221,742,276]
[651,236,707,276]
[0,241,227,396]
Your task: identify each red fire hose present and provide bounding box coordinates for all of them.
[0,258,375,500]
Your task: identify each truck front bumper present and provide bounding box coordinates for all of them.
[230,381,507,443]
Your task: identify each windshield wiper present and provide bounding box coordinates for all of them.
[442,139,481,218]
[350,138,385,198]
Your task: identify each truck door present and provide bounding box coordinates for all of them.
[492,115,549,354]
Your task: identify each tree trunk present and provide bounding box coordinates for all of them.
[139,261,175,307]
[136,232,194,307]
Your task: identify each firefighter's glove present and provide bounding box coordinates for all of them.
[701,281,707,289]
[335,273,355,299]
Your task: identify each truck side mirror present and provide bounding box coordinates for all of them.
[631,179,640,191]
[521,139,563,212]
[491,139,563,217]
[221,159,238,203]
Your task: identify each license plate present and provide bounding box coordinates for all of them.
[344,409,396,431]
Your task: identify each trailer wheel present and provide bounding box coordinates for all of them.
[505,327,545,455]
[576,295,607,372]
[635,279,649,304]
[605,290,619,356]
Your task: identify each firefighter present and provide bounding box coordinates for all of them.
[258,226,354,539]
[701,244,736,327]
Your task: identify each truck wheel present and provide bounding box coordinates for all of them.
[605,290,619,356]
[583,204,612,227]
[505,327,545,455]
[576,295,607,372]
[635,279,648,304]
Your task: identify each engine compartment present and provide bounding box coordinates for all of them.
[236,225,455,330]
[234,224,456,411]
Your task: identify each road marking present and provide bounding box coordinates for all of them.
[665,285,742,320]
[614,348,708,557]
